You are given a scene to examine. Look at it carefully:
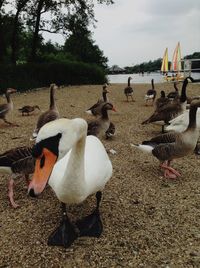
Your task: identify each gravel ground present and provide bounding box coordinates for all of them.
[0,82,200,268]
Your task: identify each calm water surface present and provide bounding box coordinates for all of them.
[107,72,200,84]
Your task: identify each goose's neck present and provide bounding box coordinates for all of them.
[151,79,154,89]
[174,83,178,92]
[180,79,188,103]
[102,91,107,102]
[128,78,131,87]
[187,105,198,129]
[49,87,56,109]
[101,108,109,120]
[5,92,11,104]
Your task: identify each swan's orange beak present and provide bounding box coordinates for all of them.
[28,148,57,197]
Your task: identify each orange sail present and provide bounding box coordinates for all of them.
[170,42,182,72]
[161,48,168,73]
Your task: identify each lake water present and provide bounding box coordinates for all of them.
[107,72,200,84]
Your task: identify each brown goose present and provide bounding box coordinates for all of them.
[124,77,134,102]
[32,83,59,139]
[155,90,171,110]
[132,100,200,178]
[167,82,179,99]
[86,84,109,116]
[0,88,17,126]
[87,103,116,137]
[19,105,40,116]
[0,146,35,208]
[142,77,192,132]
[144,79,157,105]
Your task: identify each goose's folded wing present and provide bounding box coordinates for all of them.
[87,121,100,136]
[143,132,178,145]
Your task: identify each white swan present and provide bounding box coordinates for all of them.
[28,118,112,248]
[165,108,200,133]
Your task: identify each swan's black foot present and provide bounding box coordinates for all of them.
[76,209,103,238]
[48,215,78,248]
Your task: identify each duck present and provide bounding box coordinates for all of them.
[18,105,40,116]
[144,79,156,105]
[167,82,179,99]
[124,77,134,102]
[141,77,192,132]
[86,84,109,116]
[0,146,35,208]
[155,90,171,110]
[87,103,116,137]
[0,88,18,126]
[32,83,59,139]
[28,118,112,248]
[132,100,200,179]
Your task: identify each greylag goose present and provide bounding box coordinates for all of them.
[105,122,115,139]
[167,82,179,99]
[0,146,35,208]
[87,103,116,137]
[132,100,200,178]
[86,84,109,116]
[19,105,40,116]
[0,88,17,126]
[144,79,156,105]
[124,77,134,102]
[32,83,59,139]
[142,77,192,132]
[28,118,112,248]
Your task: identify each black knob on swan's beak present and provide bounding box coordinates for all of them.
[29,188,37,198]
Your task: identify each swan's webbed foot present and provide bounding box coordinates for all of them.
[48,203,78,248]
[76,191,103,238]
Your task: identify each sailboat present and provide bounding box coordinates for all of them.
[161,48,169,74]
[162,42,184,82]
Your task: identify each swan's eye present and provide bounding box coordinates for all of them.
[40,155,45,168]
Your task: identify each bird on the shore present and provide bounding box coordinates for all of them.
[142,77,192,132]
[86,84,109,116]
[167,82,179,99]
[144,79,156,105]
[0,88,18,126]
[0,146,35,208]
[132,100,200,179]
[124,77,134,102]
[28,118,112,248]
[31,83,59,139]
[87,102,116,137]
[18,105,40,116]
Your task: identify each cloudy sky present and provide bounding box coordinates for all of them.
[44,0,200,67]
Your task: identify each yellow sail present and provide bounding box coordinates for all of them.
[170,42,182,72]
[161,48,168,73]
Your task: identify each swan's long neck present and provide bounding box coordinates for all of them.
[58,136,86,201]
[49,87,56,110]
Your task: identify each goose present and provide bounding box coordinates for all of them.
[105,122,116,139]
[132,100,200,178]
[0,88,18,126]
[28,118,112,248]
[142,77,192,132]
[86,84,109,116]
[124,77,134,102]
[144,79,156,105]
[19,105,40,116]
[167,82,179,99]
[32,83,59,139]
[155,90,171,110]
[87,103,116,137]
[0,146,35,208]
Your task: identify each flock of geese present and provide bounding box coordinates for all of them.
[0,77,200,248]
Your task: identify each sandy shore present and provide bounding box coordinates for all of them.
[0,82,200,267]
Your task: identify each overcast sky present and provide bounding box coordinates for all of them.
[44,0,200,67]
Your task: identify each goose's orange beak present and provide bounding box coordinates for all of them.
[28,148,57,197]
[112,107,117,112]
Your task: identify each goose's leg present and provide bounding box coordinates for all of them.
[48,203,78,248]
[160,161,181,179]
[76,191,103,238]
[8,178,19,208]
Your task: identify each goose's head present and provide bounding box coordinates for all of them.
[28,118,87,197]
